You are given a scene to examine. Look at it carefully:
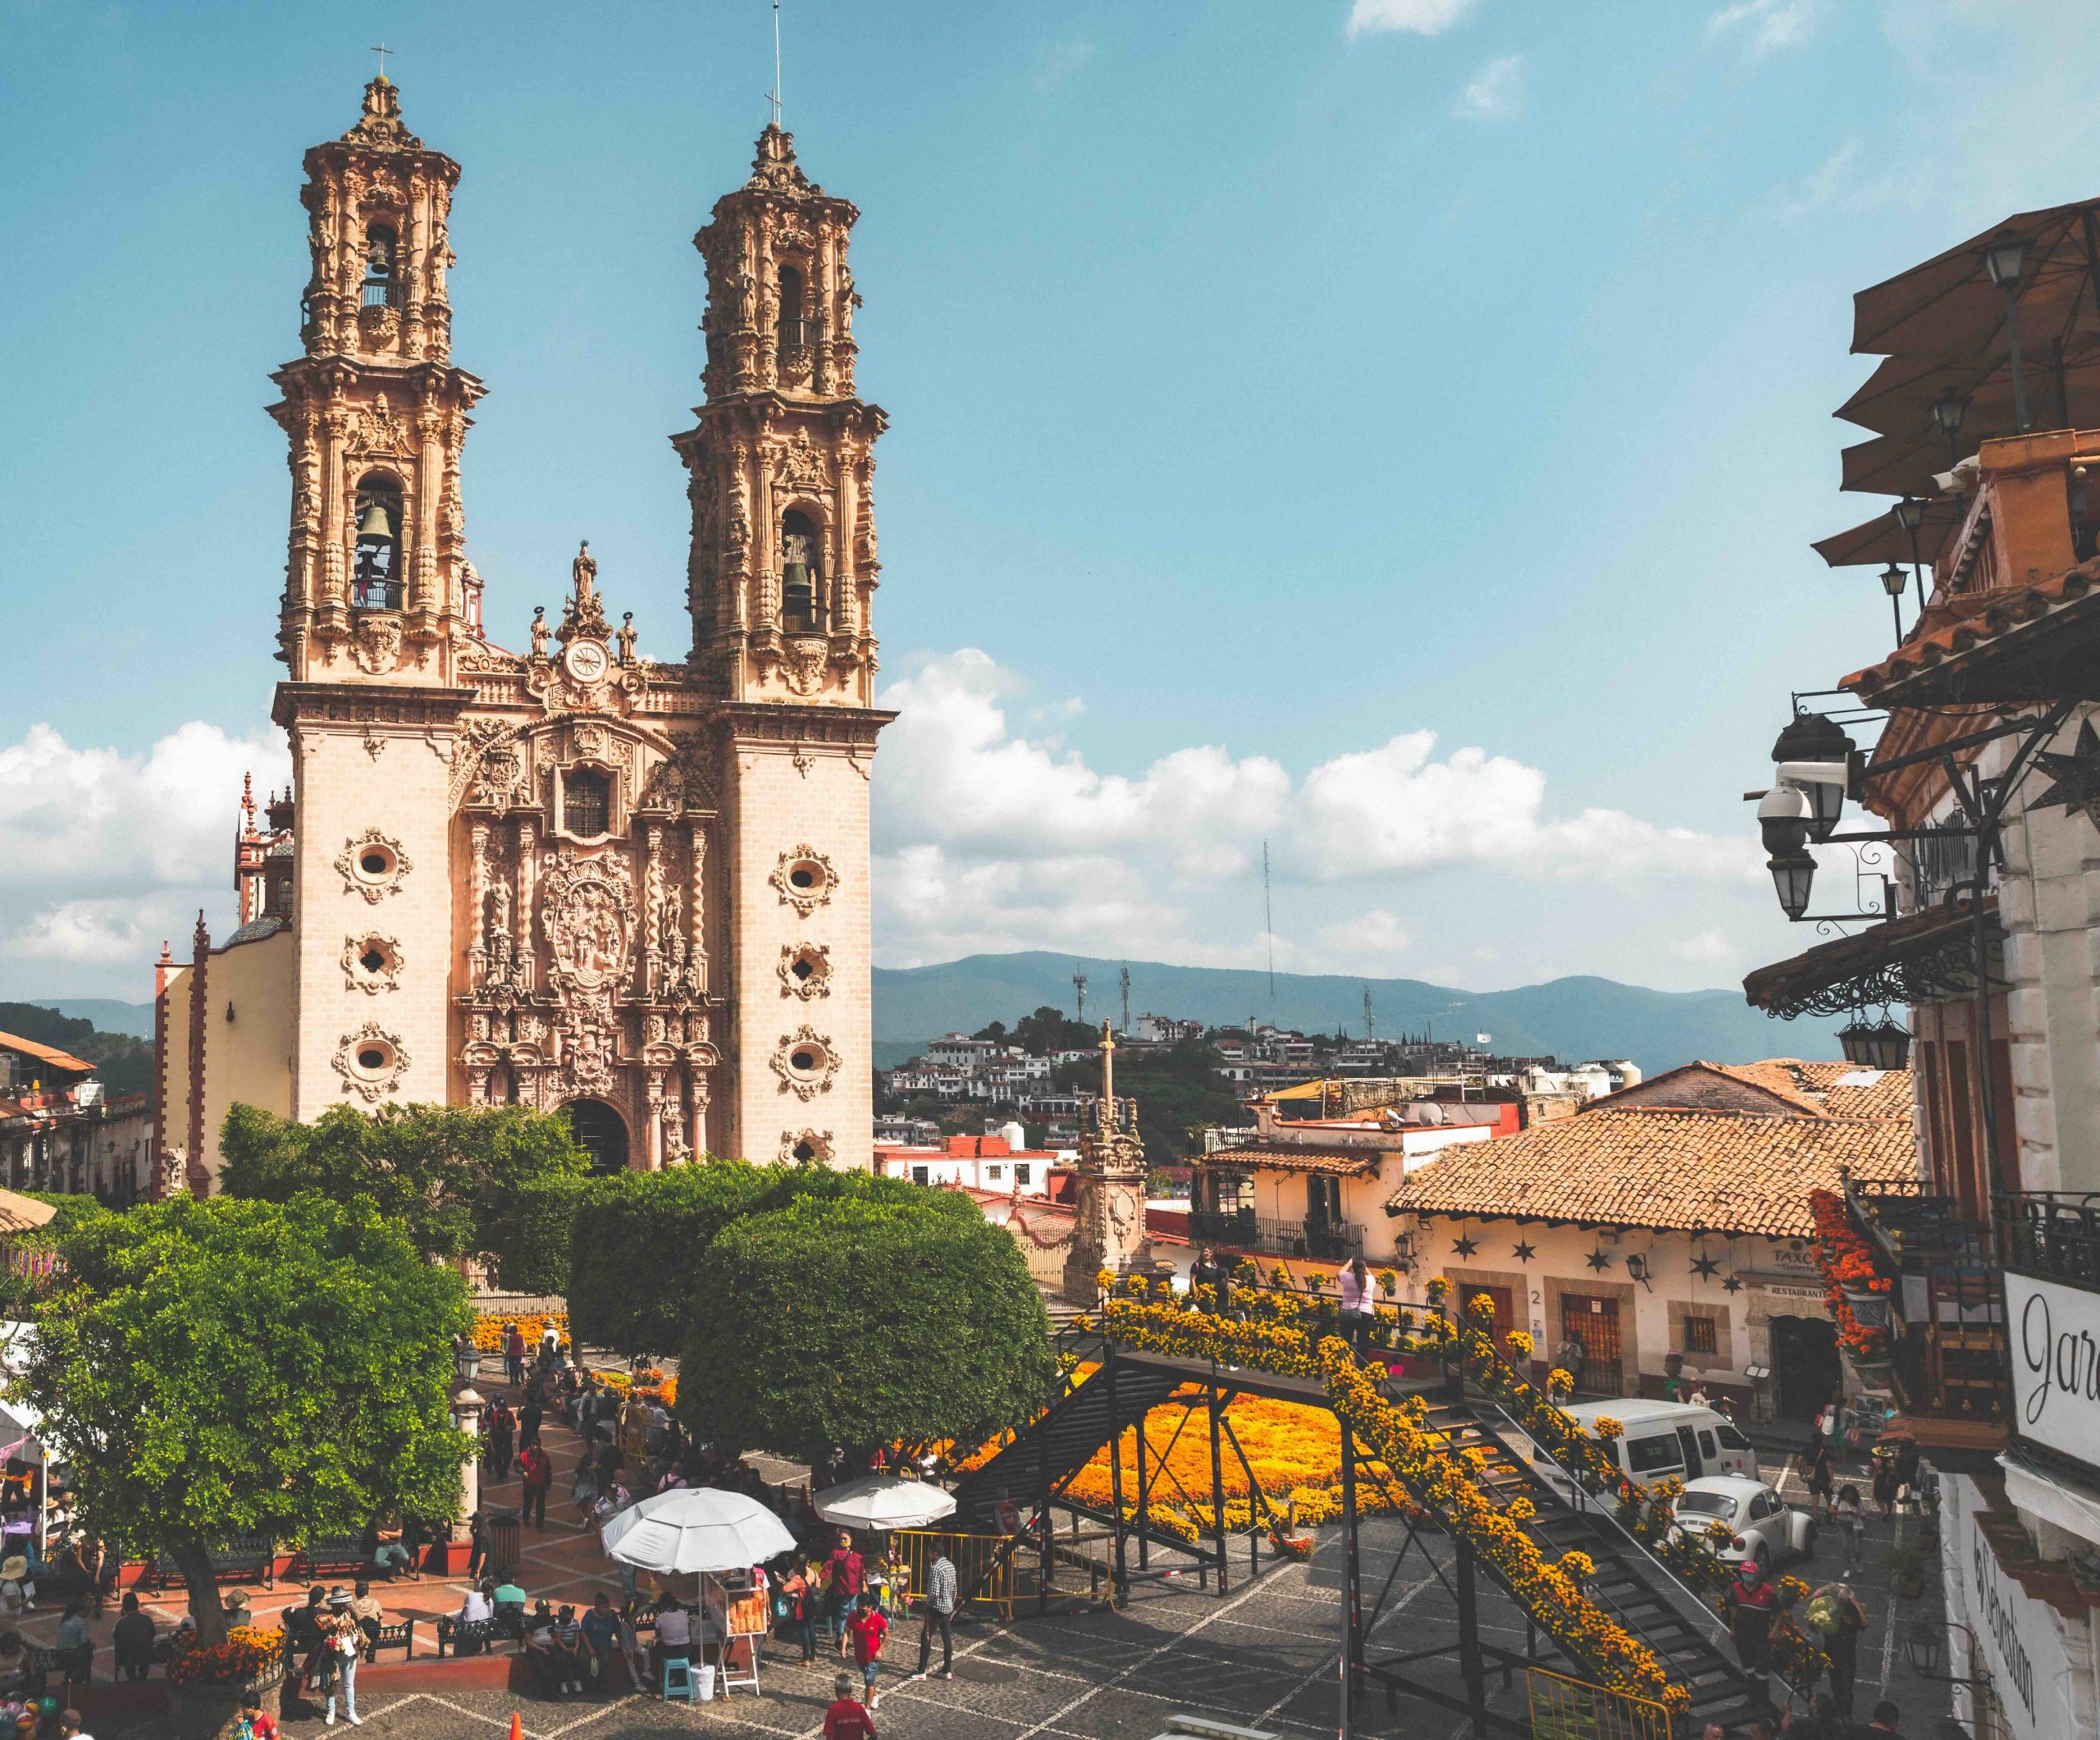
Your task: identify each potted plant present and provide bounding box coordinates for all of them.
[167,1625,286,1740]
[1883,1542,1931,1599]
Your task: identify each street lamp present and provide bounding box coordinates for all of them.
[1838,1017,1913,1072]
[1769,712,1856,841]
[1880,562,1908,640]
[1905,1618,1992,1687]
[1768,847,1817,920]
[1759,778,1818,918]
[1984,234,2032,433]
[1930,386,1968,464]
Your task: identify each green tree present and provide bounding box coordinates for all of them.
[218,1102,589,1263]
[678,1192,1051,1461]
[1054,1038,1247,1161]
[482,1173,608,1295]
[14,1196,470,1646]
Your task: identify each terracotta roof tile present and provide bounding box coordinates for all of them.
[1842,562,2100,702]
[0,1031,94,1076]
[1384,1107,1919,1240]
[1195,1144,1389,1178]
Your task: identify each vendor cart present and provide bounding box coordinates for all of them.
[702,1569,769,1697]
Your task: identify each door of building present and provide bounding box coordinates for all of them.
[1771,1316,1840,1419]
[1559,1295,1623,1395]
[1460,1284,1515,1333]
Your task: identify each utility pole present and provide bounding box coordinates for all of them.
[1072,966,1088,1025]
[1119,963,1131,1036]
[1262,840,1276,1022]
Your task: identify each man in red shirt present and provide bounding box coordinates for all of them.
[518,1441,552,1531]
[848,1602,888,1708]
[826,1531,864,1655]
[823,1671,875,1739]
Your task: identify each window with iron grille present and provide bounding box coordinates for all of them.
[563,768,610,838]
[1684,1315,1718,1356]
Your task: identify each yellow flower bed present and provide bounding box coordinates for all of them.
[472,1310,568,1353]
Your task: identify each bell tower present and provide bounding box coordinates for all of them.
[267,74,485,687]
[673,126,892,1170]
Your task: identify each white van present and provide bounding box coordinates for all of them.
[1559,1400,1757,1491]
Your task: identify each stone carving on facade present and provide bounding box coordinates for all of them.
[769,845,837,916]
[347,392,413,459]
[637,738,718,814]
[778,1128,836,1165]
[778,942,832,1000]
[341,933,404,993]
[335,829,411,902]
[770,1025,839,1102]
[781,641,831,697]
[529,606,551,660]
[541,850,637,993]
[557,541,612,645]
[332,1022,411,1103]
[350,612,404,674]
[775,430,827,488]
[1064,1025,1166,1302]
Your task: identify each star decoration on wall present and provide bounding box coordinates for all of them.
[1511,1241,1537,1263]
[1689,1252,1722,1280]
[2034,719,2100,832]
[1451,1235,1480,1257]
[1586,1248,1614,1271]
[1722,1273,1744,1293]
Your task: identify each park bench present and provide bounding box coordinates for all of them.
[434,1616,494,1659]
[148,1537,276,1591]
[290,1536,368,1582]
[363,1620,414,1665]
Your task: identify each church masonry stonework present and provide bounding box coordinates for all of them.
[153,80,889,1185]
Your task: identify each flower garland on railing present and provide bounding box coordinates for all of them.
[1089,1295,1690,1717]
[1806,1191,1894,1361]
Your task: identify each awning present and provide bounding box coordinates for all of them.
[1851,197,2100,359]
[1811,496,1963,569]
[1194,1145,1386,1178]
[1843,562,2100,708]
[1743,900,1999,1020]
[0,1197,56,1238]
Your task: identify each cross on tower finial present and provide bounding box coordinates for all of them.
[765,0,783,128]
[371,42,393,80]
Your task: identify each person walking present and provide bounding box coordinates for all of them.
[1338,1257,1376,1358]
[504,1325,527,1387]
[916,1548,956,1680]
[1801,1438,1836,1524]
[1726,1558,1777,1692]
[1892,1436,1921,1514]
[1806,1582,1868,1721]
[53,1600,91,1690]
[518,1387,544,1453]
[1871,1449,1898,1521]
[486,1398,515,1483]
[823,1670,877,1740]
[1833,1484,1868,1573]
[848,1599,888,1710]
[783,1562,818,1665]
[828,1531,865,1655]
[518,1441,553,1532]
[322,1589,362,1726]
[465,1509,489,1581]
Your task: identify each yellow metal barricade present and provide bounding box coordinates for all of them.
[1524,1666,1674,1740]
[892,1528,1018,1623]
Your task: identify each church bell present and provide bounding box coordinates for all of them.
[356,499,395,541]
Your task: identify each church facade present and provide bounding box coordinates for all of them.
[153,78,890,1190]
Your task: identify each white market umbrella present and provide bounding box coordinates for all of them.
[814,1476,956,1532]
[600,1487,797,1575]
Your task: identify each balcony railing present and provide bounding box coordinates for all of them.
[1997,1190,2100,1289]
[1189,1208,1363,1262]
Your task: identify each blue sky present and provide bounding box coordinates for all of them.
[3,0,2095,1003]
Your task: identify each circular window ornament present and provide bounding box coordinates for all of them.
[778,1129,837,1166]
[769,844,838,917]
[770,1026,840,1102]
[778,941,833,1000]
[333,1023,410,1103]
[340,934,404,994]
[335,829,412,904]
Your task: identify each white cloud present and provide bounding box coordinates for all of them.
[1347,0,1482,39]
[871,650,1752,970]
[1707,0,1822,57]
[1034,41,1095,93]
[1672,928,1736,964]
[1454,54,1525,120]
[0,721,289,993]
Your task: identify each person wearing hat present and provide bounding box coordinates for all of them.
[1726,1557,1777,1694]
[287,1587,328,1704]
[322,1587,361,1725]
[0,1553,33,1620]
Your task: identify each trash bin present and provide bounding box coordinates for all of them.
[488,1507,522,1578]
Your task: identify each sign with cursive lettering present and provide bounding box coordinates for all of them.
[2005,1270,2100,1477]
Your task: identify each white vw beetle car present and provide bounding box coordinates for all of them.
[1669,1476,1816,1569]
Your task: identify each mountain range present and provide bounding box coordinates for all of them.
[870,952,1840,1078]
[28,956,1840,1084]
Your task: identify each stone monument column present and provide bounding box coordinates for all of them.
[1062,1023,1165,1304]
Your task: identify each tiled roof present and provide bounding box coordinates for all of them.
[1706,1060,1915,1120]
[1196,1144,1388,1178]
[1842,562,2100,705]
[0,1031,94,1076]
[1384,1107,1920,1240]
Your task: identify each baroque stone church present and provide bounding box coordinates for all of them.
[153,76,889,1190]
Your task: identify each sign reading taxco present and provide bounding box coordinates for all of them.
[2006,1269,2100,1476]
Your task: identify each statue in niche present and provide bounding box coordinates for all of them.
[530,606,550,659]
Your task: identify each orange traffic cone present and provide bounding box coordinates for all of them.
[509,1715,523,1740]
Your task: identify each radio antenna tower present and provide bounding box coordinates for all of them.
[1363,984,1375,1042]
[1262,840,1276,1019]
[1119,963,1132,1035]
[1072,965,1088,1024]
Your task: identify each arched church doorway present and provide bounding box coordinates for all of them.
[1770,1315,1841,1420]
[563,1099,630,1174]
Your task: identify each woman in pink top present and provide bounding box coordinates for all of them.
[1338,1257,1376,1359]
